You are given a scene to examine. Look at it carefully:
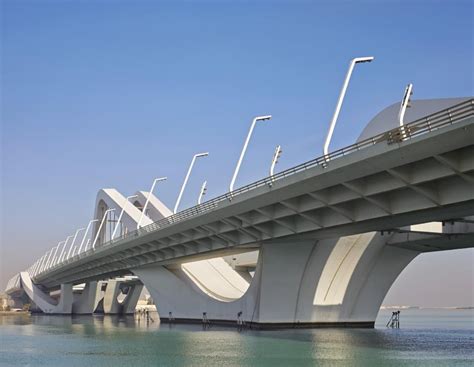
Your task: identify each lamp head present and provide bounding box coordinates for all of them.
[354,56,374,64]
[255,115,272,122]
[195,152,209,158]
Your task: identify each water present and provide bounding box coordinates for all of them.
[1,309,473,366]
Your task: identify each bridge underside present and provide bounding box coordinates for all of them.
[12,274,143,315]
[34,120,474,289]
[5,104,474,327]
[133,230,473,328]
[12,227,472,328]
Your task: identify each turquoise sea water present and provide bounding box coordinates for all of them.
[1,309,473,367]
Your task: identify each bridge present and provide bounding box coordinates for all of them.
[5,97,474,328]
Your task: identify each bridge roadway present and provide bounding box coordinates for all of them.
[35,104,474,289]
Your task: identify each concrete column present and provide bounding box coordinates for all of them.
[72,281,101,314]
[122,284,144,314]
[102,280,122,314]
[133,233,420,328]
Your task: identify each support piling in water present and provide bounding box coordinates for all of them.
[386,310,400,328]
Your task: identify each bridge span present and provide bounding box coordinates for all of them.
[5,98,474,328]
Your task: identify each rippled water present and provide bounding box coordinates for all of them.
[1,309,473,366]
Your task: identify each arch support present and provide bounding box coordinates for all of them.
[72,281,102,314]
[19,272,73,314]
[102,280,143,314]
[133,233,421,328]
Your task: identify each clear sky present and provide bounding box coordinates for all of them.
[1,0,473,306]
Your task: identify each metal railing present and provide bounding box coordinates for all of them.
[39,98,474,276]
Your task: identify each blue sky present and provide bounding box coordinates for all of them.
[1,0,473,305]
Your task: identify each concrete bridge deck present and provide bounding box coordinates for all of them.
[32,100,474,289]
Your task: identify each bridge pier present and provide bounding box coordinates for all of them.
[102,280,122,314]
[102,280,143,314]
[72,281,102,314]
[19,272,73,314]
[133,233,420,328]
[121,283,144,314]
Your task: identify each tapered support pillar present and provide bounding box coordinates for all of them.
[102,280,143,314]
[72,281,101,314]
[103,281,122,314]
[122,284,143,314]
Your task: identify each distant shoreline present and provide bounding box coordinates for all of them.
[0,311,30,316]
[381,306,473,310]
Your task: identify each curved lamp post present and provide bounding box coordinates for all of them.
[197,180,207,205]
[38,253,49,274]
[323,56,374,158]
[112,195,138,240]
[230,115,271,193]
[58,239,72,261]
[270,145,282,178]
[92,208,116,249]
[44,245,57,271]
[398,83,413,140]
[79,219,99,253]
[50,243,61,267]
[174,152,209,214]
[137,177,167,229]
[66,228,85,260]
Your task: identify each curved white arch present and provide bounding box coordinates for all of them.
[133,191,172,221]
[133,233,425,325]
[91,188,154,247]
[19,272,73,314]
[95,189,251,301]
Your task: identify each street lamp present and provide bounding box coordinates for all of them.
[92,208,116,249]
[137,177,167,229]
[71,246,78,258]
[65,228,85,260]
[58,236,73,264]
[40,249,52,273]
[38,253,48,274]
[47,244,60,269]
[50,243,61,268]
[36,258,42,274]
[197,180,207,204]
[230,115,271,192]
[174,152,209,214]
[323,56,374,158]
[270,145,282,178]
[79,219,99,253]
[111,195,138,240]
[398,83,413,140]
[44,246,56,271]
[31,259,40,277]
[33,257,41,276]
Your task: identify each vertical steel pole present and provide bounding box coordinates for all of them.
[323,56,374,158]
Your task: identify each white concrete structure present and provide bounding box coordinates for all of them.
[5,97,474,328]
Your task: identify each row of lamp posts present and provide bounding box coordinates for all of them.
[29,55,416,278]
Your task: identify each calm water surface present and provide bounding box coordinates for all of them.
[1,309,473,366]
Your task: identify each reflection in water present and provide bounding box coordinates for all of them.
[1,310,473,367]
